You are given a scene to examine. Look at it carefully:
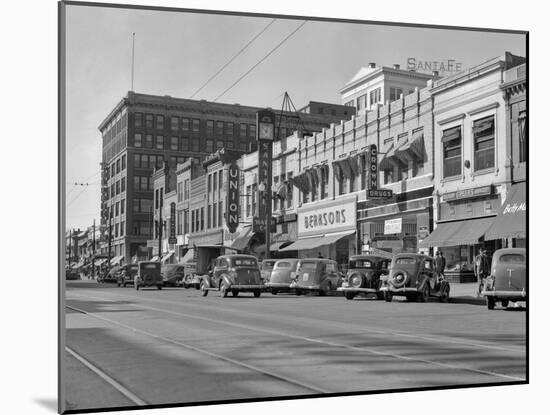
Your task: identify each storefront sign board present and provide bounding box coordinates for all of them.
[298,196,357,237]
[384,218,402,234]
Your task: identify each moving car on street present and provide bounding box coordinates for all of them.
[481,248,526,310]
[260,259,277,283]
[116,263,139,287]
[200,254,264,297]
[182,262,200,289]
[265,259,301,295]
[380,253,450,302]
[102,265,123,283]
[337,255,390,300]
[135,261,163,290]
[185,245,238,290]
[161,264,186,287]
[290,258,342,296]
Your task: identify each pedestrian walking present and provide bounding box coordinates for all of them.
[435,251,446,280]
[474,247,490,297]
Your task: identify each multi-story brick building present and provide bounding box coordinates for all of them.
[98,92,355,262]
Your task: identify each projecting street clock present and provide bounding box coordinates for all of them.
[257,109,275,141]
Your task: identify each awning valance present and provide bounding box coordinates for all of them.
[419,217,495,248]
[441,126,461,143]
[484,182,526,240]
[378,143,396,171]
[110,256,123,266]
[94,258,106,267]
[181,249,194,263]
[279,230,354,252]
[270,241,294,251]
[394,130,425,162]
[290,172,310,193]
[150,256,160,262]
[230,227,254,251]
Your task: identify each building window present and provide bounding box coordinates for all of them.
[116,159,120,173]
[177,181,183,202]
[170,117,179,131]
[156,135,164,150]
[218,201,223,228]
[216,121,224,138]
[201,207,205,231]
[145,114,153,129]
[344,101,354,107]
[111,163,116,177]
[191,210,195,233]
[207,204,211,229]
[218,171,223,198]
[155,189,159,209]
[251,184,257,216]
[184,179,189,201]
[206,140,214,152]
[249,124,256,138]
[519,111,526,163]
[192,138,200,152]
[181,137,189,151]
[177,211,183,235]
[156,115,164,130]
[145,134,153,149]
[216,140,224,149]
[473,116,495,171]
[246,185,251,217]
[192,119,200,132]
[212,203,217,228]
[116,180,121,195]
[170,136,178,151]
[356,94,367,110]
[121,155,126,170]
[239,123,247,137]
[115,201,120,216]
[121,199,125,214]
[183,209,189,234]
[384,169,394,185]
[390,87,403,101]
[120,221,124,237]
[135,113,143,128]
[442,126,462,178]
[369,87,381,107]
[181,118,189,133]
[225,122,233,137]
[206,120,214,137]
[121,177,125,193]
[213,172,217,199]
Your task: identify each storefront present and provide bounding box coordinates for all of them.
[419,185,501,282]
[484,182,526,247]
[358,188,433,257]
[280,195,357,264]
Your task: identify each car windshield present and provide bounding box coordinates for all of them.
[395,257,417,265]
[234,258,257,267]
[300,261,318,271]
[349,260,373,269]
[275,261,292,269]
[499,254,525,264]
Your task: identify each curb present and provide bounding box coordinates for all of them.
[449,296,486,306]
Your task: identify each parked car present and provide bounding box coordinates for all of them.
[102,265,123,283]
[116,264,139,287]
[182,262,201,289]
[161,264,186,287]
[265,259,301,294]
[290,258,342,296]
[481,248,526,310]
[337,255,390,300]
[380,253,450,302]
[65,269,81,280]
[135,261,163,290]
[260,259,277,283]
[200,255,264,297]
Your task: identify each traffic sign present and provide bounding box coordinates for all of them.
[367,189,393,198]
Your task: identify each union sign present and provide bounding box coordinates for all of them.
[225,162,240,234]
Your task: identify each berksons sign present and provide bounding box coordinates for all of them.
[297,196,357,237]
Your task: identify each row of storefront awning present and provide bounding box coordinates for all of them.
[420,182,526,247]
[379,130,425,171]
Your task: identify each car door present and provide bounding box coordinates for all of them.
[325,261,338,289]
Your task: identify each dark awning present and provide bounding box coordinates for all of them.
[279,231,354,252]
[419,217,495,248]
[378,143,396,171]
[484,182,526,240]
[395,130,425,162]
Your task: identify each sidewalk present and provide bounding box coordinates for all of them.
[449,282,485,305]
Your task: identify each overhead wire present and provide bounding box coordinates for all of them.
[189,19,277,99]
[213,20,308,103]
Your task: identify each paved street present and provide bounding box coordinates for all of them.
[63,280,526,412]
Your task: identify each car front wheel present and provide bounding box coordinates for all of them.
[487,296,495,310]
[220,281,229,298]
[200,281,208,297]
[345,291,355,300]
[440,285,450,303]
[384,291,392,302]
[418,285,429,302]
[253,290,261,298]
[501,299,509,308]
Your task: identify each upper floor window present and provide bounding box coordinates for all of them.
[239,123,247,137]
[170,136,178,151]
[170,117,179,131]
[225,122,233,137]
[181,118,190,133]
[134,133,142,148]
[192,119,200,133]
[121,155,126,170]
[518,111,526,163]
[473,116,495,171]
[369,88,381,107]
[344,101,354,107]
[390,87,403,101]
[116,159,120,173]
[156,135,164,150]
[216,121,224,138]
[134,113,143,128]
[442,126,462,178]
[156,115,164,130]
[249,124,256,138]
[206,120,214,137]
[145,134,153,149]
[145,114,153,129]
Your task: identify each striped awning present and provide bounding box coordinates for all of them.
[419,217,495,248]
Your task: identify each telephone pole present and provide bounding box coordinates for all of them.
[157,199,163,262]
[91,219,96,279]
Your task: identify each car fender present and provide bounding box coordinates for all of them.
[418,275,432,292]
[220,274,234,287]
[200,276,211,289]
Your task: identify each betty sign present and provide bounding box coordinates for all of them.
[298,197,357,237]
[225,162,240,234]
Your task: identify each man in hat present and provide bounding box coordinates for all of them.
[474,247,490,297]
[435,251,446,280]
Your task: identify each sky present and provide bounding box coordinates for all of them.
[64,2,526,231]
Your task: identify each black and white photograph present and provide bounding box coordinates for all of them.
[54,0,532,413]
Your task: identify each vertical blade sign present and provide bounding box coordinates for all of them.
[226,162,240,233]
[369,144,378,190]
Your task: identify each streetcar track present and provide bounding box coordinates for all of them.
[66,294,526,382]
[66,345,148,406]
[67,290,525,353]
[65,304,331,394]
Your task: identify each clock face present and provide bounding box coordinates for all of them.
[259,122,274,140]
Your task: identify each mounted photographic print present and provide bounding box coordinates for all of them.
[59,1,528,413]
